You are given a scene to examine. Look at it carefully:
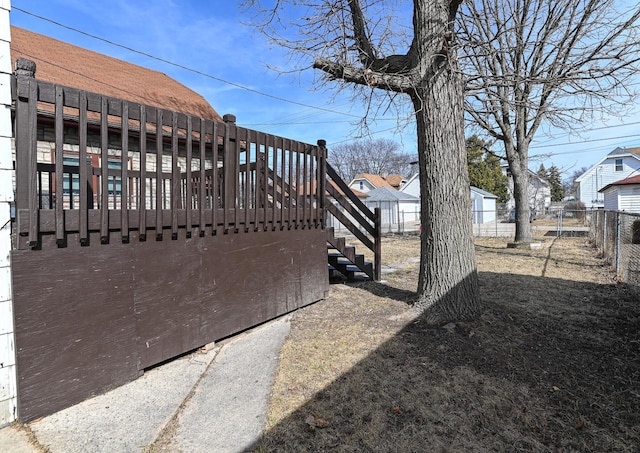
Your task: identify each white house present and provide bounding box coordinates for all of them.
[576,147,640,209]
[400,174,498,224]
[501,164,551,214]
[598,175,640,213]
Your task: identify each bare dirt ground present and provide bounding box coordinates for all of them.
[253,235,640,452]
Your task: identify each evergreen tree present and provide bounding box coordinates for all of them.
[466,136,509,203]
[547,165,565,202]
[537,164,548,181]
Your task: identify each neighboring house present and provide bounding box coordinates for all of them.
[598,175,640,213]
[349,173,395,193]
[385,174,406,190]
[364,186,420,225]
[399,173,420,198]
[10,26,223,210]
[470,186,497,223]
[576,147,640,209]
[400,174,498,224]
[501,164,551,214]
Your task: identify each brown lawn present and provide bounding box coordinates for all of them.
[253,235,640,452]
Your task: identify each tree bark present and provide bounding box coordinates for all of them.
[412,61,481,324]
[247,0,483,324]
[505,141,533,243]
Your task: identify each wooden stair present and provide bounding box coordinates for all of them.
[326,227,374,280]
[322,158,381,281]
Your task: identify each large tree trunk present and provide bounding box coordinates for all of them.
[412,63,481,325]
[512,168,534,243]
[505,143,533,243]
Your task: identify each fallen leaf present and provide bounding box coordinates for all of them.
[552,386,560,392]
[305,414,329,430]
[392,406,402,415]
[315,417,330,428]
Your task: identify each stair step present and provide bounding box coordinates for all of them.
[326,233,374,281]
[327,263,372,280]
[327,236,345,250]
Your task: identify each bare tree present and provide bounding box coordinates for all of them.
[244,0,481,324]
[458,0,640,243]
[330,138,414,182]
[565,165,590,197]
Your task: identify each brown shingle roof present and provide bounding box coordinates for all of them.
[384,174,405,189]
[303,180,368,198]
[10,26,222,121]
[353,173,395,190]
[329,180,368,198]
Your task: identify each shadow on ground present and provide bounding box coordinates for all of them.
[251,271,640,452]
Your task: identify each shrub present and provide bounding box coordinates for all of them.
[564,200,586,221]
[632,219,640,244]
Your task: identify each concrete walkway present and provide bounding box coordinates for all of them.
[0,316,291,453]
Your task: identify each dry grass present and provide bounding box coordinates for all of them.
[345,232,422,265]
[253,235,640,452]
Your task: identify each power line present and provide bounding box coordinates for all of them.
[530,133,640,150]
[12,5,363,119]
[14,5,640,155]
[531,120,640,146]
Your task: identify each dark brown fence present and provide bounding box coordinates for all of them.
[11,73,330,421]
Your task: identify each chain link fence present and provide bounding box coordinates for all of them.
[590,210,640,288]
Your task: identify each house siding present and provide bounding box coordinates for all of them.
[349,179,376,193]
[603,188,619,211]
[578,155,640,208]
[0,0,16,426]
[471,191,497,224]
[400,175,420,198]
[619,186,640,212]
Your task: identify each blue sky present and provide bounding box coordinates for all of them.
[9,0,640,181]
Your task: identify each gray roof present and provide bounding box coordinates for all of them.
[365,186,419,202]
[470,186,498,199]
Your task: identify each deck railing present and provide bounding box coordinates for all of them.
[13,75,326,248]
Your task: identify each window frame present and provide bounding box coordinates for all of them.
[615,158,623,172]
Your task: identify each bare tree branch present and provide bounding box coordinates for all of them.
[457,0,640,242]
[243,0,482,323]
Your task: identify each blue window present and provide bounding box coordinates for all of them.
[63,155,122,197]
[615,158,623,171]
[107,159,122,195]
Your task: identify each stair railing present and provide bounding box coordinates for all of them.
[322,156,381,280]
